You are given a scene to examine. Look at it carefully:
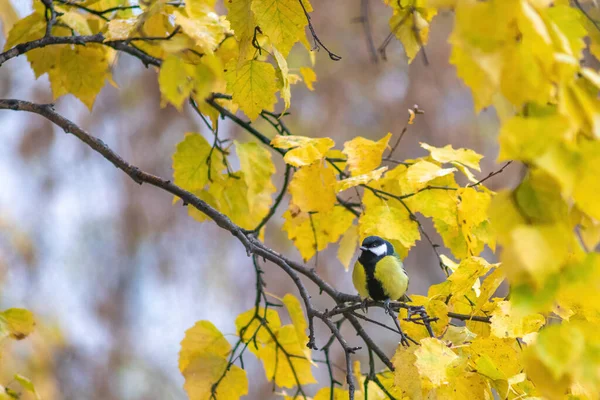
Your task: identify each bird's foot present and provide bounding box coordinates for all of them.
[360,297,370,314]
[383,299,393,315]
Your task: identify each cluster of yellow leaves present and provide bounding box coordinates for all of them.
[417,0,600,397]
[178,320,248,399]
[272,131,494,264]
[178,293,315,399]
[172,133,276,230]
[3,0,317,114]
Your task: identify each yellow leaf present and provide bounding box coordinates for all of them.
[179,320,231,372]
[251,0,307,56]
[226,59,277,120]
[272,46,291,111]
[509,223,572,286]
[522,349,571,400]
[0,0,18,37]
[158,55,196,110]
[283,294,308,347]
[337,223,358,271]
[573,140,600,220]
[59,10,93,35]
[420,142,482,172]
[498,114,572,162]
[283,205,354,261]
[343,133,392,176]
[490,301,545,339]
[254,325,316,387]
[336,167,388,192]
[271,135,335,167]
[182,355,248,400]
[415,337,459,386]
[403,174,459,225]
[532,323,584,381]
[475,266,505,310]
[314,388,349,400]
[13,374,39,400]
[288,161,337,213]
[500,41,553,107]
[429,257,492,301]
[0,308,35,340]
[391,345,423,399]
[405,160,456,191]
[235,141,276,215]
[172,133,224,192]
[467,337,521,381]
[174,10,229,54]
[48,44,109,110]
[185,0,216,17]
[427,299,449,337]
[104,18,137,40]
[299,66,317,91]
[442,325,477,346]
[3,12,45,51]
[235,307,281,344]
[435,372,491,399]
[449,42,502,111]
[359,204,420,249]
[225,0,254,42]
[195,173,264,229]
[389,3,437,63]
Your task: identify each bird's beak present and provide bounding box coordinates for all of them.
[360,246,367,251]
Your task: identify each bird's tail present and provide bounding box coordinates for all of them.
[398,293,412,303]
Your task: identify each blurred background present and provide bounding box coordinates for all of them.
[0,1,520,399]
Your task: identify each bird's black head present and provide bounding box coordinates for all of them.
[359,236,393,263]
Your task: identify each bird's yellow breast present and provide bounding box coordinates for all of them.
[374,256,409,300]
[352,256,409,300]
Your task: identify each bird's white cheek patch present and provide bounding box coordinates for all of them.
[370,244,387,256]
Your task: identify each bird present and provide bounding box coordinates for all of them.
[352,235,410,312]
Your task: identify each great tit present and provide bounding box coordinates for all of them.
[352,235,410,309]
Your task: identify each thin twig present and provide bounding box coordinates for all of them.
[298,0,342,61]
[358,0,378,63]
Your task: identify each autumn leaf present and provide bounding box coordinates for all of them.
[271,135,335,167]
[236,141,276,216]
[336,166,388,192]
[415,338,459,386]
[288,161,337,213]
[48,45,109,110]
[226,59,278,120]
[337,223,358,270]
[0,308,35,340]
[179,320,231,372]
[359,204,420,249]
[159,55,196,110]
[283,205,354,261]
[299,66,317,91]
[172,133,225,192]
[490,301,545,339]
[342,133,391,176]
[251,0,307,56]
[182,355,248,400]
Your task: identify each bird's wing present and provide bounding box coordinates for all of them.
[374,256,409,300]
[352,260,369,298]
